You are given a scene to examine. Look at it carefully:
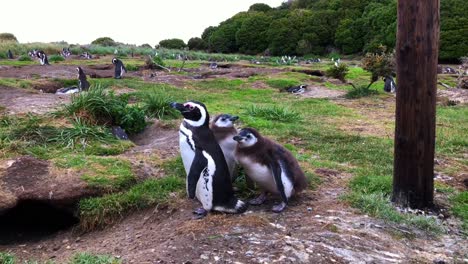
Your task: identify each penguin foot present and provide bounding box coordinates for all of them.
[272,202,287,213]
[192,208,208,219]
[249,193,266,205]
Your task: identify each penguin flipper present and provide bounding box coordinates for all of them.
[269,161,288,204]
[187,151,206,199]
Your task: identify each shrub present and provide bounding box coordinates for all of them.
[139,88,178,119]
[361,45,396,84]
[48,54,65,62]
[345,84,379,99]
[187,37,207,51]
[159,38,186,49]
[245,105,302,122]
[139,43,152,49]
[18,55,32,61]
[64,85,147,134]
[326,63,349,82]
[0,33,18,43]
[91,37,117,47]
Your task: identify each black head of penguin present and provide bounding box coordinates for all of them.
[170,101,209,127]
[112,58,118,64]
[77,67,85,76]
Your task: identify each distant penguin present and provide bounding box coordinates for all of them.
[37,50,49,65]
[233,128,308,212]
[209,62,218,69]
[112,58,126,79]
[77,67,90,91]
[383,75,396,93]
[171,101,247,217]
[7,49,13,59]
[210,114,239,180]
[282,84,307,94]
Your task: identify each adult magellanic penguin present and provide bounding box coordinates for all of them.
[233,127,308,212]
[171,101,247,217]
[112,58,126,79]
[37,50,49,65]
[210,114,239,180]
[77,67,90,91]
[7,49,13,59]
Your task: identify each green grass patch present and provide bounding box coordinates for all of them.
[244,104,302,123]
[450,191,468,231]
[0,252,15,264]
[0,78,34,89]
[69,253,121,264]
[79,176,184,230]
[137,88,178,119]
[55,155,135,191]
[345,85,380,99]
[436,106,468,156]
[48,54,65,62]
[265,78,300,89]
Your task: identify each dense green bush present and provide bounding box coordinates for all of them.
[91,37,117,47]
[0,33,18,43]
[159,38,186,49]
[48,54,65,62]
[187,37,206,51]
[326,63,349,82]
[18,55,32,61]
[64,85,147,134]
[361,46,395,85]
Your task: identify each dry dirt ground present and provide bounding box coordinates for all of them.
[0,63,467,264]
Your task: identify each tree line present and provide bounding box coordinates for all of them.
[179,0,466,62]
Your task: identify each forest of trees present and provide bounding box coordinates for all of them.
[188,0,467,62]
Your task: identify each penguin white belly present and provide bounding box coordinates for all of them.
[218,138,237,178]
[195,151,215,210]
[239,157,294,197]
[179,124,195,175]
[238,157,277,193]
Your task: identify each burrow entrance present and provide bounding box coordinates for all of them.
[0,200,79,245]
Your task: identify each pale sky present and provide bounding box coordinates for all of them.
[1,0,285,46]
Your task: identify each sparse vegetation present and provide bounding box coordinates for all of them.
[91,37,117,47]
[69,253,121,264]
[79,176,184,230]
[138,88,178,119]
[345,84,380,99]
[245,105,302,122]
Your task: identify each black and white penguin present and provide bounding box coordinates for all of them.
[77,67,90,91]
[37,50,49,65]
[210,114,239,180]
[112,58,126,79]
[171,101,247,217]
[282,84,307,94]
[233,128,308,212]
[7,49,13,59]
[383,75,396,93]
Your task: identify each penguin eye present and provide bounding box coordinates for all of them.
[186,105,194,110]
[221,118,226,122]
[246,135,251,139]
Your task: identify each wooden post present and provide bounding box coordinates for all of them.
[393,0,440,208]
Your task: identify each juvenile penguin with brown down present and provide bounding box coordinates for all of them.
[233,127,308,212]
[210,114,239,180]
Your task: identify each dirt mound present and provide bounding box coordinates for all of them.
[0,156,98,212]
[0,86,70,114]
[300,86,346,99]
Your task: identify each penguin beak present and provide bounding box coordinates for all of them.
[170,102,186,112]
[233,135,243,142]
[229,116,239,122]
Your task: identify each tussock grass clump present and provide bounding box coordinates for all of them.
[326,63,349,82]
[64,85,147,134]
[69,253,121,264]
[0,252,15,264]
[345,85,379,99]
[18,55,32,61]
[245,105,302,122]
[79,176,184,230]
[265,79,300,89]
[48,54,65,62]
[138,88,178,119]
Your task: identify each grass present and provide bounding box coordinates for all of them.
[244,104,302,123]
[0,252,120,264]
[48,54,65,62]
[137,88,178,119]
[79,176,184,230]
[69,253,121,264]
[345,84,380,99]
[450,191,468,231]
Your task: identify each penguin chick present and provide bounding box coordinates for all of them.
[233,127,308,212]
[210,114,239,180]
[171,101,247,218]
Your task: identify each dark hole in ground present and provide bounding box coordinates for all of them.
[0,200,79,245]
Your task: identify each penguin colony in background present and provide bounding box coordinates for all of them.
[171,101,247,217]
[172,100,308,217]
[112,58,127,79]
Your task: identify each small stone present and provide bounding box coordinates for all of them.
[314,215,321,218]
[66,246,71,250]
[307,207,313,212]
